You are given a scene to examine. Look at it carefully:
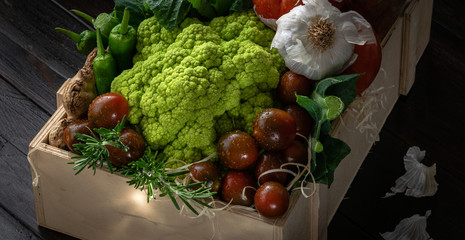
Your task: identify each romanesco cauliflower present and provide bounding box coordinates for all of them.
[111,10,285,166]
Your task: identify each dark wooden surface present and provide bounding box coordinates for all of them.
[0,0,463,239]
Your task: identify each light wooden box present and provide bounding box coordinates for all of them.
[30,1,432,239]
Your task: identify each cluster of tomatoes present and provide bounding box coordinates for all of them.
[63,92,146,167]
[189,71,317,218]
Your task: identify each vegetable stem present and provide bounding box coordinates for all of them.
[96,28,104,57]
[71,9,95,23]
[120,7,130,35]
[55,27,81,43]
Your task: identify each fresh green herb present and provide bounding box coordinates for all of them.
[69,117,128,175]
[296,74,359,186]
[120,148,216,215]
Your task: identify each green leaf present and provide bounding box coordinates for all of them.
[188,0,217,18]
[296,74,359,187]
[114,0,154,27]
[210,0,233,16]
[146,0,192,30]
[314,74,360,97]
[296,95,322,121]
[314,134,351,186]
[230,0,253,12]
[326,74,358,111]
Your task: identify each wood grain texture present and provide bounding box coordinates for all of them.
[0,77,50,151]
[0,76,77,240]
[0,206,39,240]
[0,0,89,114]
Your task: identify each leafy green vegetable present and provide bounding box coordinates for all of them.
[114,0,154,27]
[146,0,193,30]
[296,74,359,186]
[113,0,254,30]
[229,0,253,12]
[188,0,217,18]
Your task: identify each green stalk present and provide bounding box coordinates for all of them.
[71,9,95,23]
[96,28,105,56]
[120,7,130,35]
[93,28,117,95]
[55,27,97,55]
[55,27,80,42]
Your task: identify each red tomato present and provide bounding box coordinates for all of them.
[254,152,287,185]
[88,92,130,129]
[63,119,94,153]
[106,128,145,167]
[343,31,382,95]
[189,161,222,192]
[253,108,296,151]
[253,0,303,19]
[221,171,257,207]
[277,71,315,104]
[217,130,259,170]
[254,181,289,218]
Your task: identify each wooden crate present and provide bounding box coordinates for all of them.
[400,0,434,95]
[28,105,319,240]
[29,1,432,239]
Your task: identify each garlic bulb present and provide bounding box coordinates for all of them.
[381,210,433,240]
[384,146,438,198]
[271,0,376,80]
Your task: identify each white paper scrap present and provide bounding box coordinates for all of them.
[380,210,433,240]
[384,146,438,198]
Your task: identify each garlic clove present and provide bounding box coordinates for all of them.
[380,210,433,240]
[384,146,438,198]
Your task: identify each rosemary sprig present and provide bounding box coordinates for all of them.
[120,148,216,215]
[69,117,129,175]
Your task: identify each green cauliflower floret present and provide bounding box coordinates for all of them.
[112,10,285,164]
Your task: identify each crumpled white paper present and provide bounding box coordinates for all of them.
[380,210,433,240]
[384,146,438,198]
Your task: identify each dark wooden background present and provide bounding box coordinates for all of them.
[0,0,464,239]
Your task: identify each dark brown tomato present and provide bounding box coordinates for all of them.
[277,71,315,104]
[63,119,94,153]
[221,171,257,207]
[189,161,222,192]
[217,130,259,170]
[253,108,296,151]
[255,152,287,185]
[88,92,130,129]
[106,128,145,167]
[282,104,314,138]
[282,140,308,173]
[254,181,289,218]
